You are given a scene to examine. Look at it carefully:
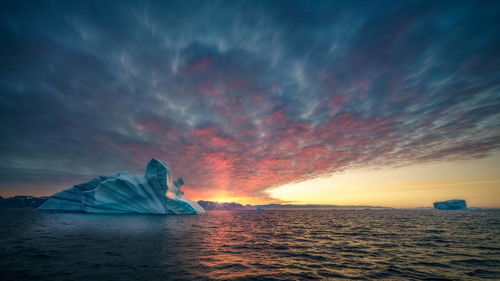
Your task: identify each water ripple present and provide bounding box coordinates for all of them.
[0,208,499,280]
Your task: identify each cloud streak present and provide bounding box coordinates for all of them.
[1,0,499,201]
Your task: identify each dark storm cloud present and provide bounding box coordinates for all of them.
[1,0,499,199]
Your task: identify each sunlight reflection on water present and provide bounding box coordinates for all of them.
[0,208,499,280]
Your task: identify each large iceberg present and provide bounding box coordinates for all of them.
[433,199,467,210]
[39,158,205,214]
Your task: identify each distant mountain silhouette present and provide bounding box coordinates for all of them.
[197,200,248,210]
[0,196,49,208]
[196,200,390,210]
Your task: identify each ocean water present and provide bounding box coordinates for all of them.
[0,208,499,280]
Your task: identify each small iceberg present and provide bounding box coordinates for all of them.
[39,158,205,214]
[433,199,467,210]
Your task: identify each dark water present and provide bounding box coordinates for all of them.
[1,208,499,280]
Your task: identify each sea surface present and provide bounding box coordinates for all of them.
[0,208,499,280]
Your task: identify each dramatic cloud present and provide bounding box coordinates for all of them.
[1,0,499,201]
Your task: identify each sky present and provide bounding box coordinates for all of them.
[0,0,499,207]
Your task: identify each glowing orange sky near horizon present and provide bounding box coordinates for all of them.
[187,151,500,208]
[3,152,499,209]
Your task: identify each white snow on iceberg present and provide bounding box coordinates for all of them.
[39,158,205,214]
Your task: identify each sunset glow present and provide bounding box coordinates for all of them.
[269,152,500,208]
[1,1,499,208]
